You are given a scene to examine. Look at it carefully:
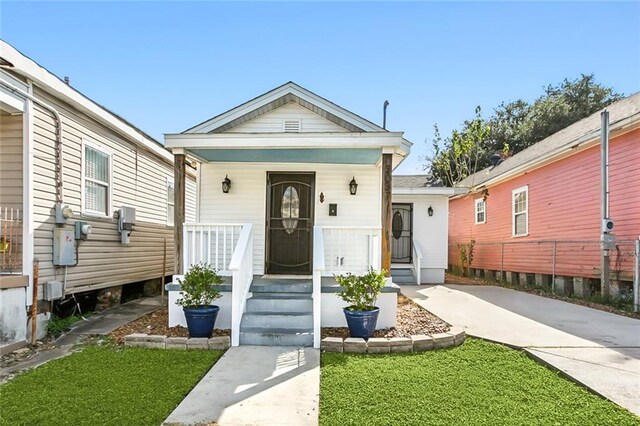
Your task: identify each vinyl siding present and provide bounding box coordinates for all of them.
[448,127,640,278]
[0,113,23,211]
[198,162,381,274]
[226,103,349,133]
[30,87,196,297]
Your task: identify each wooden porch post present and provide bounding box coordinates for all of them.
[174,153,186,275]
[381,153,392,276]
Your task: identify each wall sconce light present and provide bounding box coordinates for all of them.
[319,192,325,203]
[428,206,434,217]
[222,175,231,193]
[349,177,358,195]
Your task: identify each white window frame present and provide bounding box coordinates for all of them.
[81,139,113,218]
[166,176,175,226]
[512,185,528,237]
[474,198,486,224]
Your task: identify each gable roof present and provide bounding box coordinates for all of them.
[393,174,441,189]
[183,81,387,134]
[457,92,640,190]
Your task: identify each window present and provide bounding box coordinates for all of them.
[475,199,486,224]
[512,186,528,236]
[82,141,112,216]
[167,177,175,226]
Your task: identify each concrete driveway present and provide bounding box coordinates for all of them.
[402,285,640,416]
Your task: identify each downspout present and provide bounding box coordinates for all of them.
[0,79,64,204]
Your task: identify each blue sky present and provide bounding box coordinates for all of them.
[2,1,639,174]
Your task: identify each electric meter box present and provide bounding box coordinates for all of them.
[53,228,76,266]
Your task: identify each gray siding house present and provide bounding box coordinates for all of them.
[0,41,196,353]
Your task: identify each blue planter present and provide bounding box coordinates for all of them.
[183,305,220,338]
[343,307,380,338]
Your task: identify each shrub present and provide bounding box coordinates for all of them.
[176,263,223,308]
[335,268,386,311]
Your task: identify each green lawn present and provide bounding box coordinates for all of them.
[321,339,640,426]
[0,345,222,425]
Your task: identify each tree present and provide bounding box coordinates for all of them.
[428,106,492,187]
[426,74,623,186]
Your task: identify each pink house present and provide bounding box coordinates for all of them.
[448,93,640,295]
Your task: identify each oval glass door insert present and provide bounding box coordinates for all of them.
[281,186,299,234]
[392,211,403,240]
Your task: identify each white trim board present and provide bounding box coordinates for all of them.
[185,82,386,134]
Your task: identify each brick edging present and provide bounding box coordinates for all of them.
[321,327,466,354]
[123,334,230,350]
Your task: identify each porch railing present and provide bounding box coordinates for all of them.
[412,238,423,285]
[0,207,22,274]
[312,226,325,348]
[312,225,381,348]
[229,223,254,347]
[183,223,244,275]
[321,226,381,276]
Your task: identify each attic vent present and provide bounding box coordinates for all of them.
[283,119,301,133]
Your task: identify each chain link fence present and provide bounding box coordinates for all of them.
[449,238,640,311]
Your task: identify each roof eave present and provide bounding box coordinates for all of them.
[0,41,173,163]
[184,82,386,134]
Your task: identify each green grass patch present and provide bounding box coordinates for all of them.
[46,314,86,336]
[320,339,639,425]
[0,345,222,425]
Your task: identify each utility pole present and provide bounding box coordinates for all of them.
[600,110,615,297]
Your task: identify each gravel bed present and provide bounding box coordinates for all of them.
[109,308,230,344]
[321,293,450,339]
[110,294,449,343]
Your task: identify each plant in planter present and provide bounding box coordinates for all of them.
[335,268,387,338]
[176,263,223,338]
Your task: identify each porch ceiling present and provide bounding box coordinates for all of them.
[188,148,382,164]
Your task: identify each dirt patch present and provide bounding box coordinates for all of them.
[321,293,450,339]
[0,337,57,370]
[109,308,230,344]
[445,272,494,286]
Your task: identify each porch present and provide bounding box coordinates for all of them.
[167,223,400,348]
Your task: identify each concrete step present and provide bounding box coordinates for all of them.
[249,292,312,299]
[391,268,414,277]
[241,312,313,329]
[239,328,313,347]
[246,296,313,313]
[392,275,416,284]
[250,283,312,294]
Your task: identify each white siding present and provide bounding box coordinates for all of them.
[30,88,196,296]
[198,162,381,274]
[392,194,449,271]
[226,103,349,133]
[0,113,23,210]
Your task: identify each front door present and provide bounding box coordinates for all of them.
[266,173,315,275]
[391,203,412,263]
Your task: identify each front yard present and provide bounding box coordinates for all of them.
[320,338,640,425]
[0,344,222,425]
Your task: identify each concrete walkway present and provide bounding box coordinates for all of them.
[164,346,320,426]
[1,296,161,381]
[402,285,640,416]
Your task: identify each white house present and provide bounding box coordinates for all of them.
[165,82,455,348]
